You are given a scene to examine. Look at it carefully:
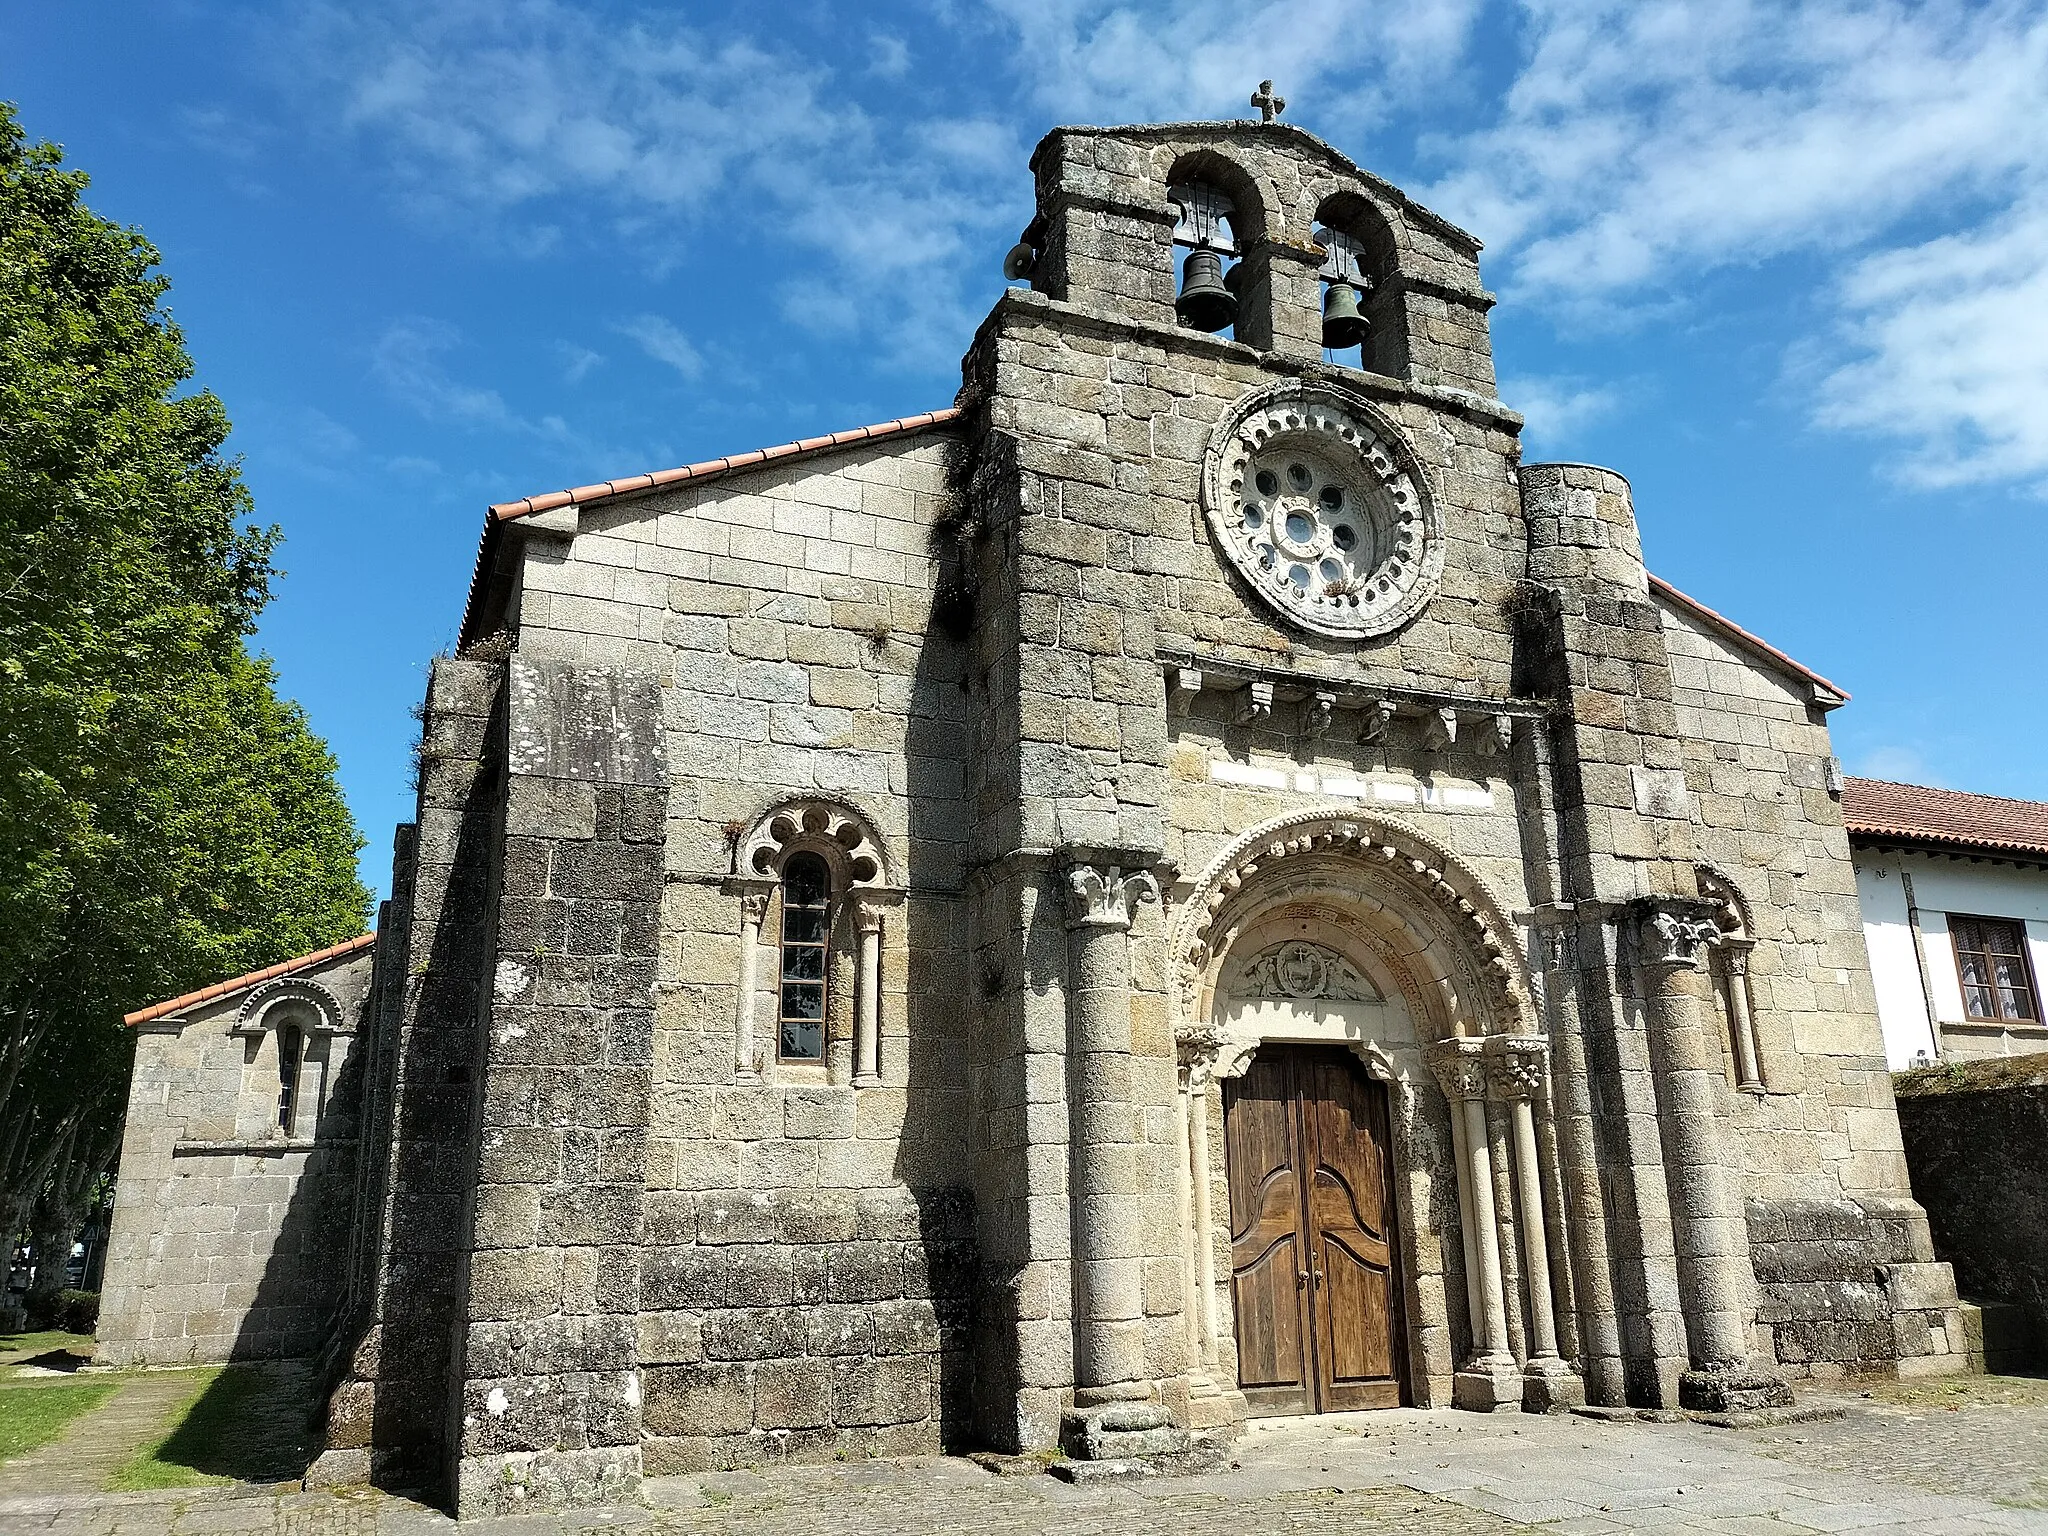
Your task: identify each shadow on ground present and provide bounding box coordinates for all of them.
[141,1360,324,1485]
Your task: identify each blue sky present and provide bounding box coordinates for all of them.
[9,0,2048,896]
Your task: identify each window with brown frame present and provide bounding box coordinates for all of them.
[777,852,830,1060]
[1949,915,2040,1024]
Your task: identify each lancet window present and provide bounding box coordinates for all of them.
[276,1025,305,1135]
[777,852,831,1061]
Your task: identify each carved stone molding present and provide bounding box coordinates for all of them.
[233,977,347,1036]
[1063,861,1161,931]
[740,798,893,888]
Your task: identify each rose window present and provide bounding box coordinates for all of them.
[1203,383,1444,639]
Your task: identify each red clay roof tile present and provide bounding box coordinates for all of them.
[1844,777,2048,860]
[123,934,376,1026]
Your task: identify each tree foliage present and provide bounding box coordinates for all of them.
[0,101,370,1242]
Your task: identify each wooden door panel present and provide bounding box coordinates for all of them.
[1301,1052,1406,1409]
[1224,1057,1312,1411]
[1225,1045,1406,1414]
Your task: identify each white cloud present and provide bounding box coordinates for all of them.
[1497,373,1621,448]
[557,343,604,385]
[1421,0,2048,492]
[370,319,571,442]
[868,33,911,80]
[1815,202,2048,491]
[612,315,703,380]
[303,2,1023,370]
[984,0,1482,127]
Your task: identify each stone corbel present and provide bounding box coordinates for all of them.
[1306,690,1336,738]
[1062,859,1161,931]
[1477,713,1513,756]
[1359,697,1397,744]
[1427,706,1459,751]
[1169,667,1204,718]
[1235,679,1274,726]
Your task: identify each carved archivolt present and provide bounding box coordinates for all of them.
[1694,864,1753,943]
[739,798,893,889]
[1174,810,1533,1038]
[233,977,346,1036]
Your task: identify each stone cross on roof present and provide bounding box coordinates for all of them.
[1251,80,1285,123]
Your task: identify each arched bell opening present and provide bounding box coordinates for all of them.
[1166,150,1271,346]
[1314,192,1407,378]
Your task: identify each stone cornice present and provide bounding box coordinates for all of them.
[980,290,1524,434]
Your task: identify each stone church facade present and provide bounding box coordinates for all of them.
[103,113,1966,1514]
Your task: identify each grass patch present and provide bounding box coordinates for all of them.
[108,1362,320,1490]
[0,1379,119,1466]
[0,1330,95,1362]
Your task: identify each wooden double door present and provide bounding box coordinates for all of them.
[1223,1044,1408,1413]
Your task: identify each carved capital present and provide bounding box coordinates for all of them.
[1063,861,1160,931]
[738,888,773,926]
[1175,1022,1225,1077]
[1425,1038,1488,1102]
[1721,940,1752,977]
[854,898,886,937]
[1636,897,1722,970]
[1484,1034,1548,1100]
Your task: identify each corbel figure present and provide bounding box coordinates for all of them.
[1306,690,1335,738]
[1235,679,1274,726]
[1359,697,1397,744]
[1169,667,1204,718]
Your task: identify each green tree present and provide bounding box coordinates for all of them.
[0,101,370,1259]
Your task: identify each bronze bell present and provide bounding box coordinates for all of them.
[1322,278,1370,350]
[1177,247,1237,332]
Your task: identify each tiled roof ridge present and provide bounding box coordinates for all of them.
[123,933,376,1026]
[1646,574,1849,703]
[1843,776,2048,858]
[487,407,963,523]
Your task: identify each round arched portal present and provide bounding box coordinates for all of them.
[1168,812,1576,1420]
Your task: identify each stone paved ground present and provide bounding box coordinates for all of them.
[2,1379,2045,1535]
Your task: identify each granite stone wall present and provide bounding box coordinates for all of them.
[1895,1057,2048,1368]
[96,948,372,1367]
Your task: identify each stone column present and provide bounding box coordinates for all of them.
[853,898,884,1087]
[1721,943,1763,1092]
[1428,1039,1521,1411]
[1486,1036,1583,1410]
[1634,898,1792,1413]
[733,887,771,1080]
[1061,857,1160,1403]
